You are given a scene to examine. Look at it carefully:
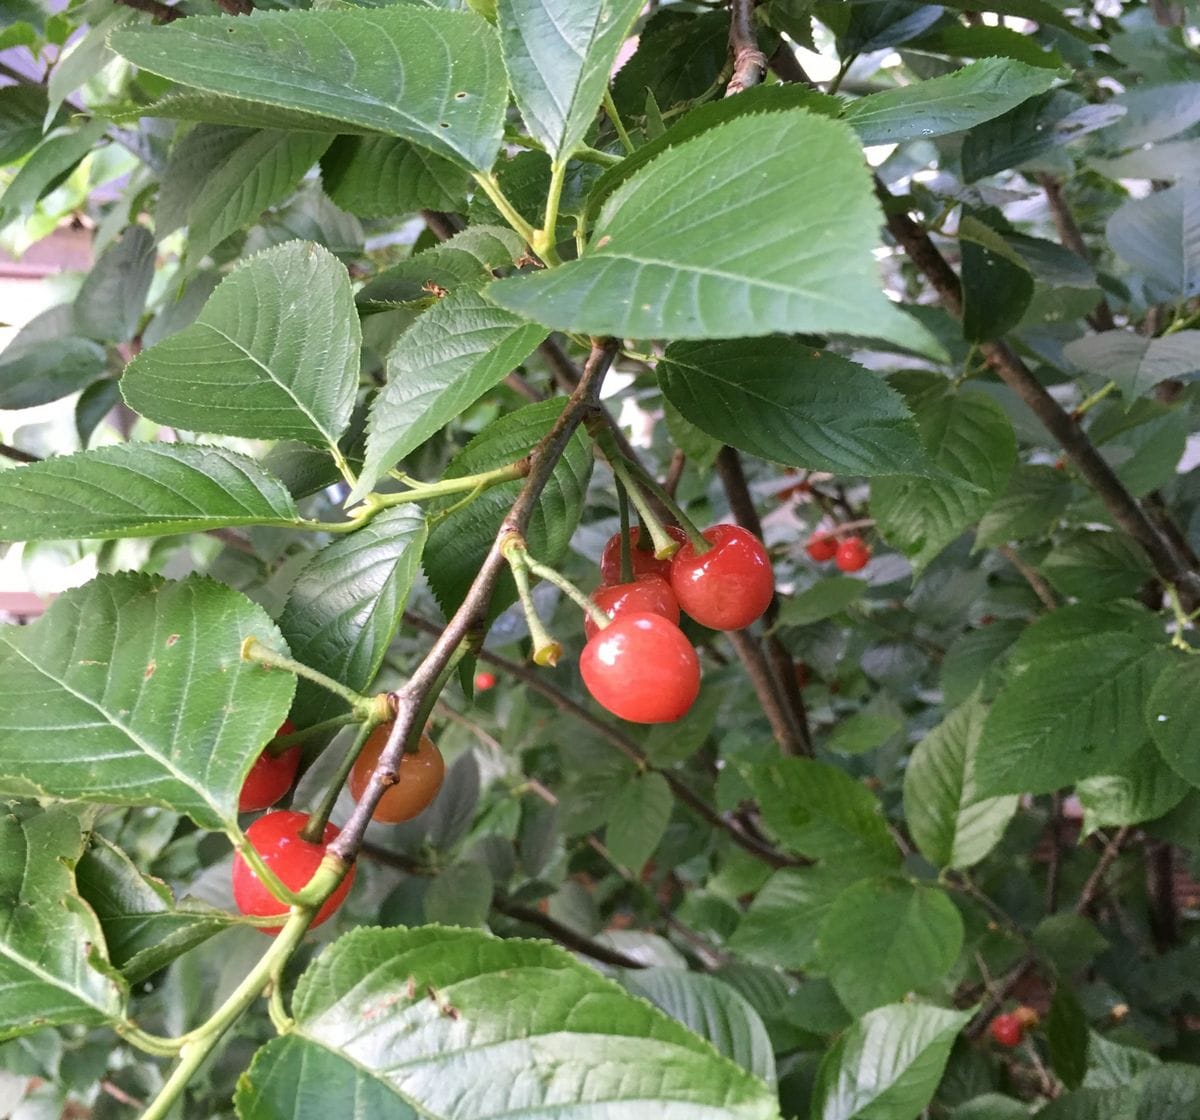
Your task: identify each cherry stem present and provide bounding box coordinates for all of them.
[517,546,612,631]
[609,457,685,558]
[616,478,634,584]
[617,455,710,553]
[300,715,384,843]
[266,711,360,756]
[503,539,564,665]
[826,518,875,538]
[240,637,374,718]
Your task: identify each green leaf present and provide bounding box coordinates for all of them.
[728,866,851,971]
[903,696,1019,869]
[0,805,126,1040]
[618,969,776,1084]
[941,620,1024,708]
[0,85,55,165]
[937,0,1099,40]
[1063,331,1200,399]
[423,860,493,927]
[610,8,729,117]
[959,214,1035,342]
[1077,742,1189,834]
[658,340,934,477]
[277,506,427,727]
[158,127,332,265]
[817,878,963,1016]
[975,464,1071,548]
[910,23,1065,68]
[1032,913,1110,974]
[357,225,526,307]
[46,5,135,119]
[873,388,1017,572]
[810,1002,970,1120]
[1147,654,1200,787]
[352,287,547,499]
[842,58,1061,146]
[0,305,106,410]
[606,771,672,874]
[112,8,508,171]
[122,241,359,449]
[72,225,155,344]
[1102,82,1200,149]
[747,758,898,874]
[1047,984,1089,1091]
[74,834,238,986]
[0,443,301,542]
[0,119,107,230]
[321,135,468,217]
[1106,184,1200,300]
[777,577,868,628]
[497,0,643,160]
[0,573,295,830]
[827,709,903,755]
[1041,530,1153,602]
[423,399,592,617]
[1135,1065,1200,1119]
[974,631,1168,797]
[490,111,939,354]
[235,926,781,1119]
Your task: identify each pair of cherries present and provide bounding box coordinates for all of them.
[233,719,446,932]
[579,523,773,725]
[806,532,870,572]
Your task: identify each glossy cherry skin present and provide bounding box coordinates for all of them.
[835,536,871,573]
[599,525,688,584]
[805,534,838,563]
[580,613,700,724]
[232,810,356,934]
[989,1013,1023,1047]
[474,671,496,691]
[239,720,301,812]
[669,524,774,631]
[349,722,445,824]
[584,574,680,639]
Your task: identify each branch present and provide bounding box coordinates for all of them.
[1145,841,1178,951]
[998,544,1058,612]
[873,178,1200,606]
[715,445,813,755]
[1075,826,1133,916]
[1036,174,1115,332]
[421,209,464,241]
[725,0,767,96]
[328,340,618,861]
[114,0,181,19]
[403,611,805,869]
[0,442,40,464]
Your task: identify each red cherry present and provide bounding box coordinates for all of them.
[584,574,680,639]
[835,536,871,573]
[580,613,700,724]
[232,810,356,934]
[238,720,301,812]
[669,524,774,631]
[806,534,838,562]
[989,1013,1023,1047]
[474,671,496,691]
[599,525,688,584]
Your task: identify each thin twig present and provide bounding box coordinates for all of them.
[1045,793,1064,914]
[1145,841,1178,951]
[998,545,1058,612]
[1036,174,1115,332]
[421,210,463,241]
[965,953,1037,1039]
[1075,826,1133,916]
[403,611,805,870]
[0,442,40,464]
[725,0,767,96]
[328,340,618,862]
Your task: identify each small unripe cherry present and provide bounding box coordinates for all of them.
[670,524,774,631]
[580,613,700,724]
[599,525,688,584]
[583,573,680,639]
[989,1013,1023,1047]
[239,719,301,812]
[805,534,838,562]
[232,810,355,934]
[835,536,871,573]
[348,721,445,824]
[474,671,496,691]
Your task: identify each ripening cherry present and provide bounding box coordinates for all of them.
[989,1013,1023,1047]
[239,719,301,812]
[669,524,774,631]
[584,573,680,639]
[474,671,496,691]
[348,721,445,824]
[835,536,871,573]
[580,612,700,724]
[232,810,356,934]
[599,524,688,584]
[805,534,838,563]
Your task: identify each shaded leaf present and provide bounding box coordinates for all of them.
[72,225,155,344]
[321,134,467,217]
[0,305,106,410]
[1063,331,1200,399]
[606,771,672,874]
[1106,184,1200,300]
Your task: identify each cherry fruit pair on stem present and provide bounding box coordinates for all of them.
[807,532,871,573]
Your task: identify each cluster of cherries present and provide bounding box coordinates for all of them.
[989,1006,1038,1047]
[578,522,774,725]
[805,531,871,572]
[232,717,447,932]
